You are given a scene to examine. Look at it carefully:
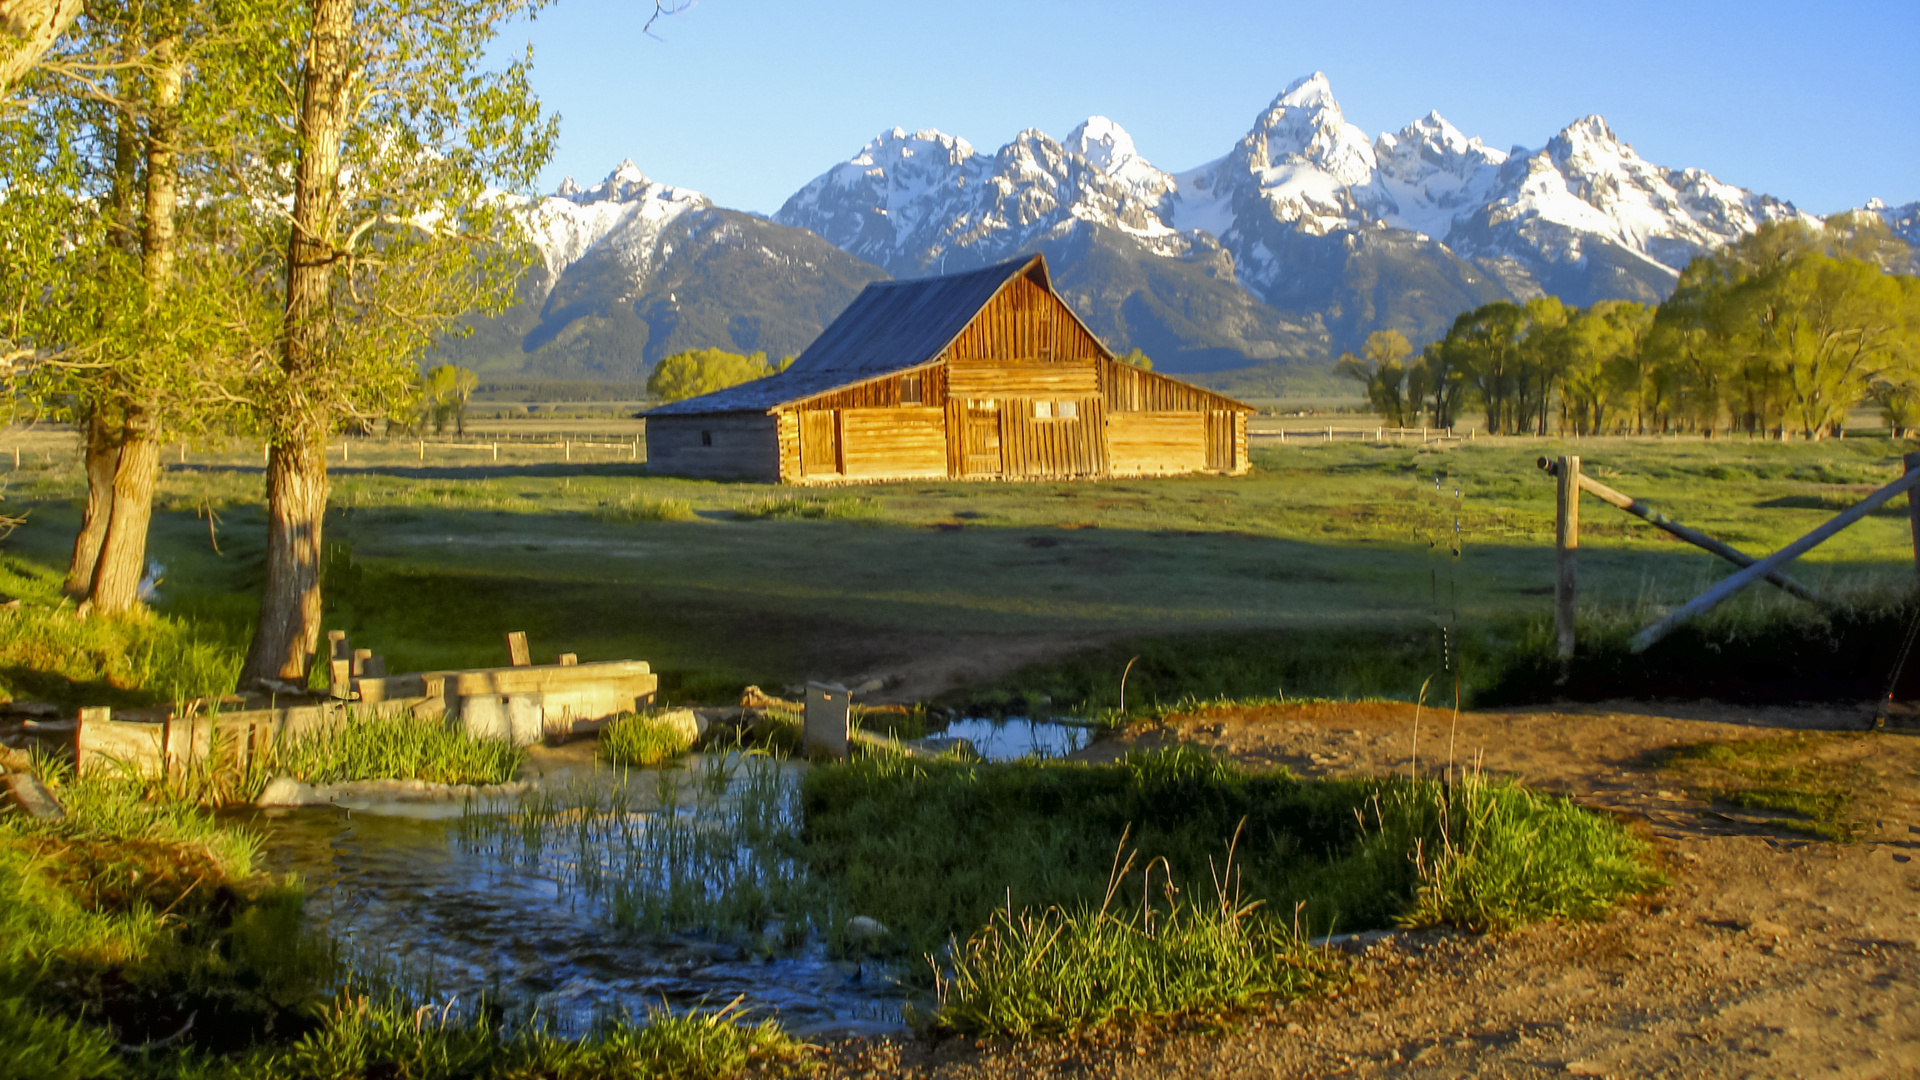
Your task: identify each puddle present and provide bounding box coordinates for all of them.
[941,717,1094,760]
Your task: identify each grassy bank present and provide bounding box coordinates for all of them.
[463,748,1659,1034]
[0,767,807,1079]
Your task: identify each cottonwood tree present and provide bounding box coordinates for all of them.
[233,0,556,686]
[1335,329,1413,427]
[0,0,82,97]
[646,348,778,403]
[3,0,273,612]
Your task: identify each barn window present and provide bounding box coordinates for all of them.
[1058,400,1079,419]
[701,430,713,446]
[900,373,923,405]
[1034,401,1053,419]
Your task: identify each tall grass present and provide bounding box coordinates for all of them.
[735,494,877,521]
[598,711,698,767]
[589,492,696,524]
[456,755,818,946]
[1391,772,1664,931]
[268,713,525,787]
[1480,576,1920,705]
[935,833,1336,1035]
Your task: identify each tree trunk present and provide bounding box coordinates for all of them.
[83,41,183,616]
[85,419,158,613]
[241,438,328,682]
[241,0,352,686]
[65,409,120,597]
[0,0,83,96]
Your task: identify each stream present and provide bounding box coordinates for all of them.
[245,717,1094,1039]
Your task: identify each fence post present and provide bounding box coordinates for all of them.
[1907,451,1920,579]
[491,441,498,462]
[1555,455,1580,661]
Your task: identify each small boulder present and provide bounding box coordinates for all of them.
[652,707,705,743]
[256,776,324,807]
[845,915,889,944]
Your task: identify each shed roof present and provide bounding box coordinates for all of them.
[646,255,1080,417]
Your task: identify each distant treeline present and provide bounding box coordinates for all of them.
[470,380,654,403]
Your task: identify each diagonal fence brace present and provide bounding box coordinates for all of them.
[1537,457,1821,605]
[1630,466,1920,654]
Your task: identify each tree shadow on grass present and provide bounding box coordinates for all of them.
[166,462,659,482]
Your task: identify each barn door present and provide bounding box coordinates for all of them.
[1206,411,1234,471]
[963,405,1002,477]
[801,410,840,476]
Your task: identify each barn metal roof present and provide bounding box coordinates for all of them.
[646,255,1068,417]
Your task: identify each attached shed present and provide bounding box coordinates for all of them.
[644,254,1252,484]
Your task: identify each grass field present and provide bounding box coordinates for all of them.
[2,425,1915,708]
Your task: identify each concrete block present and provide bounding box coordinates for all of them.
[804,682,850,760]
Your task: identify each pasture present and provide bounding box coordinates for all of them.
[1,424,1915,708]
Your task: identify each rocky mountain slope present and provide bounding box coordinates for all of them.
[435,162,885,381]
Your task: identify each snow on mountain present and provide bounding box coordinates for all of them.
[1373,111,1509,240]
[774,120,1191,276]
[519,159,711,291]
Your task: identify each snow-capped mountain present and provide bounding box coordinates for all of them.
[773,122,1326,371]
[438,162,885,379]
[521,159,711,292]
[774,122,1191,273]
[777,73,1845,365]
[448,78,1909,387]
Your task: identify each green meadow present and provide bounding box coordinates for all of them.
[2,429,1915,707]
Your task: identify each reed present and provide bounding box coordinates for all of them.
[266,712,524,788]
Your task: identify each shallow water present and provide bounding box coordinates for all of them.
[245,718,1098,1036]
[248,749,909,1037]
[942,716,1094,760]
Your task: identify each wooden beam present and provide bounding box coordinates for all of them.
[506,631,531,667]
[1538,457,1820,604]
[1631,465,1920,653]
[1555,455,1579,660]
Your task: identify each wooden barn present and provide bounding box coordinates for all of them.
[643,254,1252,484]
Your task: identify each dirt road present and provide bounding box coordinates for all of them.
[823,701,1920,1079]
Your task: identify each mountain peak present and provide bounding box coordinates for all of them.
[1559,114,1621,148]
[1274,71,1337,110]
[1067,115,1142,175]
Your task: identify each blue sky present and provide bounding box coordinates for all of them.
[501,0,1918,216]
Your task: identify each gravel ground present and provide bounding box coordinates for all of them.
[811,700,1920,1079]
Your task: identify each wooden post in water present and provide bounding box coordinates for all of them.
[1555,455,1580,660]
[1906,451,1920,579]
[326,630,351,698]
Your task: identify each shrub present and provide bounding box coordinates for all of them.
[599,711,697,767]
[590,493,696,524]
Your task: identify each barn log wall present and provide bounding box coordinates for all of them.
[646,414,780,481]
[1099,358,1244,414]
[943,274,1105,366]
[1108,412,1209,475]
[797,366,948,412]
[839,407,947,478]
[997,396,1107,478]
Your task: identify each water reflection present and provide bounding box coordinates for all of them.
[942,717,1094,760]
